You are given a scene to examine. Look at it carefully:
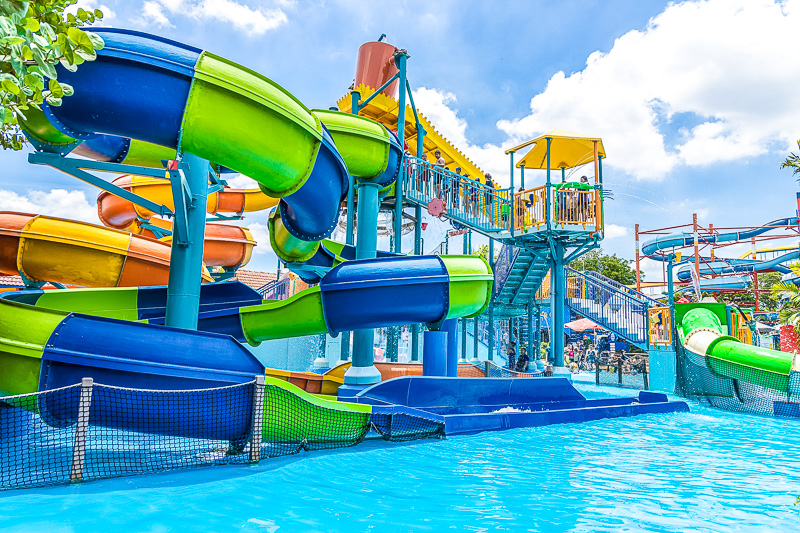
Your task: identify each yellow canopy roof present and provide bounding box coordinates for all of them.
[336,84,487,183]
[507,130,606,170]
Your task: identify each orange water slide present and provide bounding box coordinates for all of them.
[0,212,212,287]
[97,175,279,268]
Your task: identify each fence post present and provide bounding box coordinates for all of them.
[249,375,266,463]
[618,355,623,385]
[643,360,650,391]
[595,357,600,386]
[484,360,491,377]
[70,377,94,483]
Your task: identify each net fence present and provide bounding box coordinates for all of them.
[371,412,445,442]
[676,344,798,417]
[479,361,545,378]
[595,353,649,390]
[0,379,441,491]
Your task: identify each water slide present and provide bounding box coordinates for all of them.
[3,28,493,441]
[676,303,797,396]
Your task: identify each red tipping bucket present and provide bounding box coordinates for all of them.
[355,41,399,98]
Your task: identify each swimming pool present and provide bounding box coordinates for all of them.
[2,381,799,532]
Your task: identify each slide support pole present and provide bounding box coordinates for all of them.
[345,180,382,385]
[488,237,495,360]
[551,241,566,368]
[444,318,458,377]
[165,152,209,330]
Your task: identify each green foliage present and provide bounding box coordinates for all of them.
[723,272,781,312]
[472,243,499,263]
[771,263,800,332]
[569,248,642,285]
[0,0,104,150]
[781,140,800,176]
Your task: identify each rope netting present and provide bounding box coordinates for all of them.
[676,345,799,417]
[1,379,443,491]
[479,361,545,378]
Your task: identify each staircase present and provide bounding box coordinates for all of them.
[492,244,552,316]
[565,268,653,349]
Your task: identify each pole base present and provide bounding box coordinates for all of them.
[343,364,381,385]
[552,366,573,380]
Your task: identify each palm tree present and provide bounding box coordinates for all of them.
[771,263,800,332]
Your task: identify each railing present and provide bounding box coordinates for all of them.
[258,278,291,300]
[402,156,512,232]
[730,308,754,345]
[565,268,649,347]
[514,183,601,233]
[493,243,521,296]
[647,307,672,346]
[584,270,664,307]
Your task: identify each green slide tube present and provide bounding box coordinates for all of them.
[240,287,329,346]
[0,300,66,396]
[440,255,494,319]
[679,306,793,391]
[312,109,391,179]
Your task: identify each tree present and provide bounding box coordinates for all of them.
[723,272,781,312]
[569,248,642,285]
[1,0,104,150]
[780,139,800,176]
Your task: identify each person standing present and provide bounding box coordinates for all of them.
[507,341,517,371]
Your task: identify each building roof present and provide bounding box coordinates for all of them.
[509,130,606,170]
[233,270,276,290]
[0,275,24,287]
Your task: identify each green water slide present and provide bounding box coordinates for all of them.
[676,303,795,393]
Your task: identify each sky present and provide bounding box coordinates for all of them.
[2,0,800,282]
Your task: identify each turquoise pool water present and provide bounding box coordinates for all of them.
[2,382,799,532]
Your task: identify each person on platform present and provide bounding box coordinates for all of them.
[516,346,530,372]
[507,341,517,371]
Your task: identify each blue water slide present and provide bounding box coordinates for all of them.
[675,250,798,281]
[641,218,798,257]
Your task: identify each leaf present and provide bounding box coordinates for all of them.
[74,47,95,61]
[22,17,39,32]
[2,78,20,95]
[39,21,56,42]
[48,78,62,98]
[0,36,25,45]
[59,58,77,72]
[60,82,73,97]
[67,27,94,54]
[44,95,61,106]
[21,44,32,61]
[86,31,104,51]
[94,9,104,19]
[33,51,56,80]
[0,16,15,37]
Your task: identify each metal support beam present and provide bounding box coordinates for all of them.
[164,153,209,330]
[550,240,566,368]
[488,238,495,361]
[345,181,382,385]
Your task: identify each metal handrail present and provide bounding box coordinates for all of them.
[583,270,664,307]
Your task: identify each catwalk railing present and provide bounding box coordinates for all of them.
[401,156,602,236]
[565,268,649,348]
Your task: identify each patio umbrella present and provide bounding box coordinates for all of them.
[565,317,604,331]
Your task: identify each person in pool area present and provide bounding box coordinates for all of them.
[516,346,529,372]
[507,341,517,371]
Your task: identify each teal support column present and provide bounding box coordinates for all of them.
[545,137,552,230]
[422,330,447,376]
[345,181,382,385]
[472,317,479,362]
[550,241,566,368]
[520,164,525,189]
[393,51,408,254]
[410,203,422,362]
[488,238,495,361]
[165,152,209,330]
[340,91,361,364]
[598,155,605,235]
[527,300,534,364]
[509,150,515,236]
[534,302,541,364]
[460,232,469,361]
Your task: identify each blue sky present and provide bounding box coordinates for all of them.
[2,0,800,281]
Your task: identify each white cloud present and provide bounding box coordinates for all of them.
[245,221,272,253]
[496,0,800,181]
[139,0,288,36]
[65,0,116,23]
[604,224,629,239]
[140,1,173,28]
[224,173,260,190]
[0,189,99,223]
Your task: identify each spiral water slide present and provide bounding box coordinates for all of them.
[0,29,493,438]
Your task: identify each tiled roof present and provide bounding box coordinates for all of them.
[233,270,276,290]
[0,275,24,287]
